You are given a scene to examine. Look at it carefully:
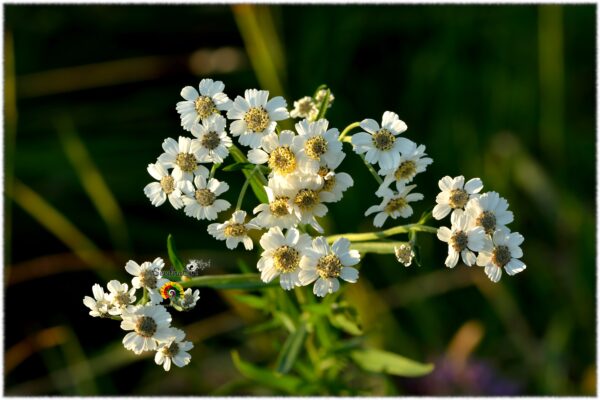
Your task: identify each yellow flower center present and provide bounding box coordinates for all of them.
[316,254,342,279]
[201,131,221,150]
[450,231,469,252]
[448,189,469,209]
[244,107,270,132]
[135,316,157,338]
[162,342,180,358]
[139,270,158,289]
[476,211,497,235]
[160,176,175,194]
[224,223,247,237]
[305,136,328,160]
[384,197,407,214]
[268,146,297,174]
[318,167,336,192]
[269,196,290,217]
[372,129,396,151]
[492,245,512,267]
[294,189,319,211]
[272,245,300,273]
[394,160,417,181]
[195,189,215,207]
[194,96,218,120]
[176,153,197,173]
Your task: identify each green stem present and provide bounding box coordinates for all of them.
[359,154,384,185]
[338,121,361,141]
[350,241,410,255]
[209,163,221,179]
[326,223,438,243]
[236,166,257,211]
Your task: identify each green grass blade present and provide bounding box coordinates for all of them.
[275,323,307,374]
[350,348,434,377]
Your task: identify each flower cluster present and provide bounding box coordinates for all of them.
[433,176,526,282]
[351,112,433,228]
[83,257,199,371]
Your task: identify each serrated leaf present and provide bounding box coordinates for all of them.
[350,348,434,377]
[166,234,184,278]
[231,351,303,394]
[275,323,307,374]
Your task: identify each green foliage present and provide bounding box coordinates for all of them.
[350,348,434,377]
[166,234,184,279]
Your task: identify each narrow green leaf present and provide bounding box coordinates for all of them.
[231,351,303,394]
[230,145,268,203]
[312,84,327,98]
[233,294,268,310]
[316,88,331,120]
[275,323,307,374]
[180,273,277,290]
[350,348,434,377]
[166,234,184,276]
[222,162,255,172]
[329,303,363,336]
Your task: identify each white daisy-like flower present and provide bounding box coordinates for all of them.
[179,288,200,311]
[247,130,301,176]
[351,111,414,170]
[477,228,526,283]
[394,244,415,267]
[154,328,193,372]
[285,173,329,233]
[250,182,299,229]
[437,210,487,268]
[292,119,345,173]
[144,162,192,210]
[257,227,312,290]
[365,183,424,228]
[465,191,514,235]
[299,236,360,297]
[432,175,483,220]
[290,96,318,120]
[176,78,232,131]
[315,89,334,108]
[181,170,231,221]
[83,284,112,318]
[190,114,232,164]
[379,142,433,186]
[121,305,174,355]
[317,166,353,203]
[125,258,169,305]
[207,210,259,250]
[227,89,289,149]
[106,280,136,315]
[157,137,208,182]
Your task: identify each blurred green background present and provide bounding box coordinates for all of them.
[4,4,595,396]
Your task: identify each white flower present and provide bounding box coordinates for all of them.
[257,227,312,290]
[157,137,208,182]
[465,191,514,235]
[181,170,231,221]
[299,237,360,297]
[176,79,232,131]
[144,162,192,210]
[121,305,174,355]
[106,280,136,315]
[125,258,169,305]
[394,244,415,267]
[154,328,193,372]
[190,114,232,164]
[437,210,487,268]
[315,89,334,108]
[293,119,344,173]
[207,210,259,250]
[290,96,318,120]
[477,228,526,283]
[351,111,414,170]
[379,142,433,186]
[365,183,423,228]
[83,284,112,317]
[247,130,301,176]
[180,288,200,310]
[227,89,289,148]
[432,175,483,220]
[250,182,299,230]
[285,173,329,233]
[317,167,353,203]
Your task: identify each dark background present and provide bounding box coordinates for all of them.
[4,4,596,395]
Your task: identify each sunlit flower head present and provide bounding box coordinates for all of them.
[154,328,193,372]
[190,114,232,164]
[83,284,112,318]
[121,305,173,355]
[181,169,231,221]
[293,119,345,173]
[365,183,423,228]
[290,96,318,120]
[437,210,487,268]
[477,228,526,283]
[125,258,169,305]
[144,162,192,210]
[379,142,433,186]
[157,137,207,182]
[251,181,299,230]
[432,175,483,220]
[317,166,353,203]
[176,79,232,131]
[106,280,137,315]
[207,210,259,250]
[465,191,514,235]
[247,130,301,176]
